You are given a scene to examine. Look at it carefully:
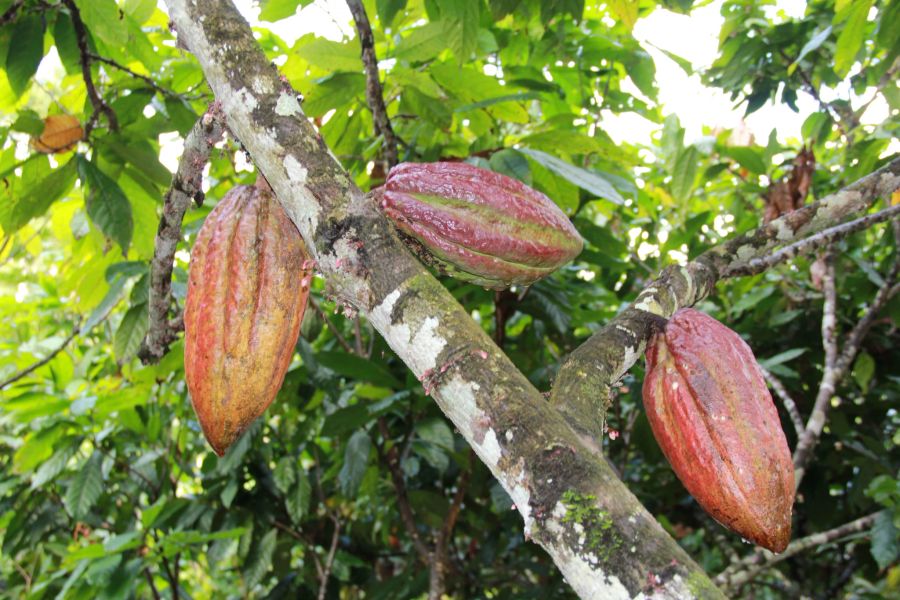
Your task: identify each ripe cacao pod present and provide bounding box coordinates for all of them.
[184,183,311,456]
[642,308,794,552]
[379,161,583,290]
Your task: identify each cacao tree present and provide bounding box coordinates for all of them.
[0,0,898,598]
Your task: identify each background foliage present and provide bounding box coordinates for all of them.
[0,0,898,597]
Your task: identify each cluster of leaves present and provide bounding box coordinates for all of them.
[0,0,897,598]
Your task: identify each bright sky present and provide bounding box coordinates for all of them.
[155,0,892,165]
[226,0,890,149]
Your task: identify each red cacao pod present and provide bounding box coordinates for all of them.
[184,184,311,456]
[642,308,794,552]
[380,161,583,290]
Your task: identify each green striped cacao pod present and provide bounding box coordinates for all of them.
[185,183,311,456]
[642,308,795,552]
[379,161,583,290]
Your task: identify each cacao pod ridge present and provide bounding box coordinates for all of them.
[642,308,795,552]
[381,161,583,289]
[184,184,310,456]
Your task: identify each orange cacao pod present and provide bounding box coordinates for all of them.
[642,308,794,552]
[185,184,311,456]
[380,161,583,290]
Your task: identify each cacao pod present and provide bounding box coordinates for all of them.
[380,161,583,290]
[642,308,794,552]
[184,183,311,456]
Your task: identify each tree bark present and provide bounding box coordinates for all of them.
[161,1,900,597]
[163,1,720,597]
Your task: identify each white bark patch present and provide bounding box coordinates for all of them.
[680,266,694,302]
[774,218,794,241]
[545,502,631,599]
[252,76,273,95]
[275,92,303,117]
[735,244,756,263]
[369,290,446,376]
[234,87,258,112]
[283,155,308,184]
[634,287,662,314]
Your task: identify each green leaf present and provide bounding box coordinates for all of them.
[74,0,128,47]
[394,21,451,62]
[316,351,400,388]
[273,456,296,494]
[76,155,133,255]
[244,529,277,588]
[123,0,157,24]
[0,158,77,235]
[65,452,103,520]
[488,149,531,185]
[113,302,148,362]
[5,14,44,96]
[607,0,638,30]
[670,145,700,202]
[377,0,406,25]
[301,72,366,118]
[415,418,454,450]
[759,348,807,368]
[259,0,309,21]
[442,0,480,63]
[53,12,82,75]
[221,479,239,508]
[730,284,774,316]
[852,352,875,393]
[339,430,372,497]
[519,148,624,205]
[286,475,311,523]
[871,510,899,570]
[31,441,79,489]
[719,146,767,175]
[83,276,127,332]
[789,26,832,75]
[833,0,873,77]
[294,37,361,72]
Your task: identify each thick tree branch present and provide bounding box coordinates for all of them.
[551,158,900,443]
[140,107,227,364]
[161,1,900,596]
[0,323,80,390]
[724,204,900,277]
[61,0,118,132]
[715,511,880,591]
[346,0,399,169]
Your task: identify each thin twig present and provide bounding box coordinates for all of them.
[716,511,879,591]
[793,241,900,486]
[144,568,162,600]
[308,296,355,355]
[376,418,431,562]
[87,53,187,99]
[0,324,81,390]
[273,520,325,578]
[725,204,900,277]
[317,517,342,600]
[760,367,804,437]
[0,0,24,27]
[353,316,364,356]
[140,106,227,364]
[345,0,399,169]
[61,0,118,132]
[780,48,850,139]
